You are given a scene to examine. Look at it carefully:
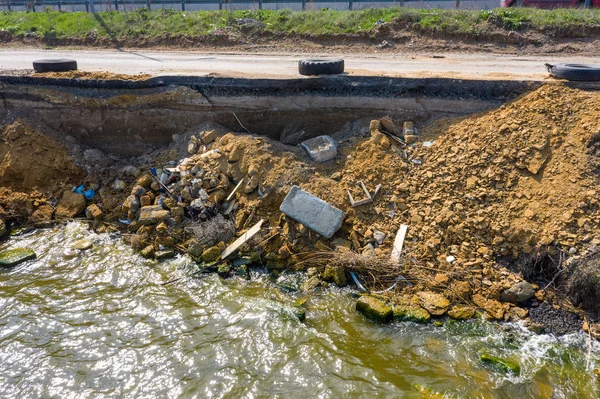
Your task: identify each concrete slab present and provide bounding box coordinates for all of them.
[280,185,345,239]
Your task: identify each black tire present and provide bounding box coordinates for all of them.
[298,58,344,76]
[548,63,600,82]
[33,58,78,73]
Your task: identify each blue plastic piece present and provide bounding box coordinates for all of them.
[75,184,85,194]
[350,272,367,293]
[149,167,157,176]
[84,189,95,200]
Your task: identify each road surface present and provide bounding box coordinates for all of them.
[1,48,598,81]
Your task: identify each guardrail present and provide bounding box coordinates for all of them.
[0,0,490,12]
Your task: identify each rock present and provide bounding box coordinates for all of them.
[155,249,175,261]
[417,291,450,316]
[114,179,126,191]
[356,296,393,323]
[31,205,54,222]
[187,241,204,258]
[201,129,219,144]
[85,204,103,220]
[529,302,581,335]
[72,239,93,251]
[0,248,36,267]
[123,195,140,214]
[300,135,338,163]
[140,245,154,259]
[393,304,430,323]
[448,305,475,320]
[373,230,386,245]
[479,354,520,374]
[472,294,506,320]
[280,185,345,239]
[451,281,472,299]
[138,205,170,226]
[202,245,221,263]
[500,281,535,303]
[0,220,6,237]
[217,264,231,277]
[55,191,86,218]
[83,148,109,167]
[322,265,347,287]
[155,222,168,235]
[301,275,321,292]
[131,185,146,197]
[293,307,306,322]
[137,174,153,188]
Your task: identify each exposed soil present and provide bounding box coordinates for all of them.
[31,71,153,81]
[3,21,600,55]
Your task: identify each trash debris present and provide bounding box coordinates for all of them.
[280,186,345,239]
[347,181,382,207]
[300,135,338,163]
[423,141,434,148]
[379,118,401,136]
[350,271,367,292]
[391,224,409,263]
[84,189,95,200]
[446,255,456,263]
[226,180,244,202]
[221,219,265,259]
[403,121,417,136]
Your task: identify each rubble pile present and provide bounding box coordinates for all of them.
[3,83,600,330]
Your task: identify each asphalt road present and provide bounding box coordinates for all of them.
[1,48,598,81]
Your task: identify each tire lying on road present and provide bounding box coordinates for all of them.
[547,63,600,82]
[33,58,78,73]
[299,58,344,76]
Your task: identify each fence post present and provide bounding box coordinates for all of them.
[258,0,262,9]
[58,0,61,11]
[455,0,460,9]
[349,0,352,9]
[146,0,151,9]
[114,0,118,10]
[89,0,95,12]
[181,0,185,10]
[585,0,591,7]
[302,0,305,10]
[7,0,10,11]
[218,0,222,9]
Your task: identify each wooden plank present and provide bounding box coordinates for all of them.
[221,219,264,259]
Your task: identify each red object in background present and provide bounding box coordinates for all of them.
[501,0,599,8]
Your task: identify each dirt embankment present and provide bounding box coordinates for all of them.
[2,19,600,55]
[2,82,600,334]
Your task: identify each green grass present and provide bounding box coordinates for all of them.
[1,7,600,41]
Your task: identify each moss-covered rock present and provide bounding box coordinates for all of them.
[301,275,321,292]
[155,249,175,261]
[448,305,476,320]
[217,264,231,277]
[323,265,347,287]
[293,307,306,322]
[356,295,393,323]
[480,354,520,374]
[140,245,154,259]
[0,248,36,267]
[202,245,221,263]
[393,304,430,323]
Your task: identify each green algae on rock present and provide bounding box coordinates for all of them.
[0,248,36,267]
[393,304,431,323]
[480,353,521,374]
[356,295,393,323]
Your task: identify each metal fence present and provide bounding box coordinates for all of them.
[0,0,501,11]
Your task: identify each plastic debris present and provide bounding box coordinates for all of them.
[350,272,367,292]
[347,181,382,207]
[391,224,409,263]
[84,189,95,200]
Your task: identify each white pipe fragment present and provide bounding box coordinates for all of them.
[391,224,409,263]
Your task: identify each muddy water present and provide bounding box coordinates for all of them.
[1,223,599,398]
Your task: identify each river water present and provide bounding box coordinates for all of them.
[1,222,599,398]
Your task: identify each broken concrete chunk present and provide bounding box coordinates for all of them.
[279,186,345,239]
[300,135,337,163]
